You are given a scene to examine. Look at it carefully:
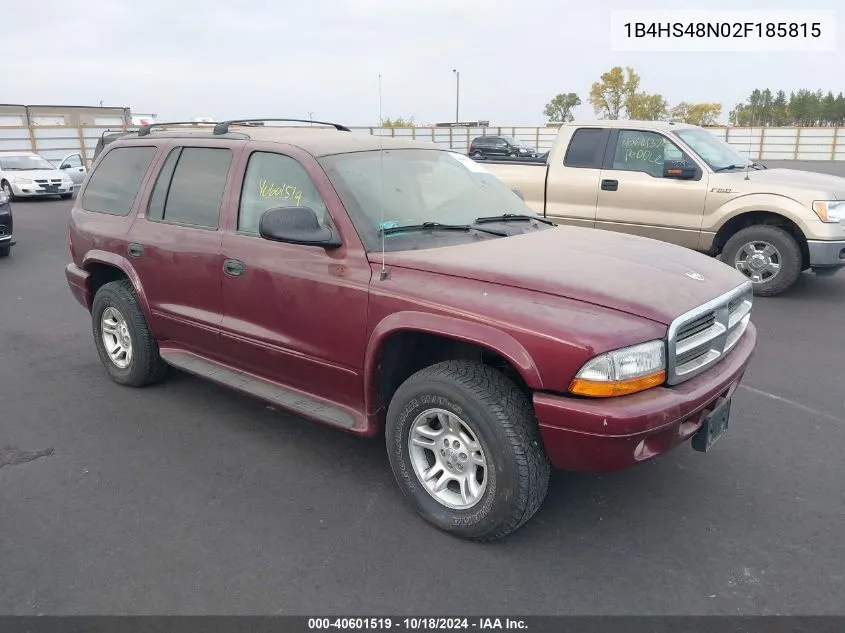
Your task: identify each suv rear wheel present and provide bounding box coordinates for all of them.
[385,359,550,541]
[722,225,802,296]
[91,279,169,387]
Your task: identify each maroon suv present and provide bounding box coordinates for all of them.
[65,119,757,541]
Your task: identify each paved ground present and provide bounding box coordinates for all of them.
[2,166,845,615]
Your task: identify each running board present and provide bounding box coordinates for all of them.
[159,348,359,430]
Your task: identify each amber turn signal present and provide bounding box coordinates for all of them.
[569,370,667,398]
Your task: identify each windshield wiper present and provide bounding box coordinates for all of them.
[474,213,555,226]
[712,164,747,172]
[379,221,507,237]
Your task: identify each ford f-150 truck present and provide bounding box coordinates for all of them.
[483,120,845,296]
[66,119,757,541]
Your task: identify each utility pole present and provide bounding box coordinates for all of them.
[452,69,460,123]
[308,111,314,125]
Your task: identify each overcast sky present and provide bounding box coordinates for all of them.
[5,0,842,125]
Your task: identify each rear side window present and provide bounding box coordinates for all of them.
[146,147,232,229]
[563,128,610,169]
[82,146,157,216]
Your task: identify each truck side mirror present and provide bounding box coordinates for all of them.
[663,159,697,179]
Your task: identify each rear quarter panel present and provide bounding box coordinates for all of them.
[483,162,547,213]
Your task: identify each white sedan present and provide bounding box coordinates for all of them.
[0,153,76,200]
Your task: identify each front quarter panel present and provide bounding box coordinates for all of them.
[703,191,839,246]
[364,265,667,412]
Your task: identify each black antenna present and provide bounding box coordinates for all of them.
[378,78,388,282]
[213,118,351,135]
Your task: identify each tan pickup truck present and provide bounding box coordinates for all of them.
[483,120,845,296]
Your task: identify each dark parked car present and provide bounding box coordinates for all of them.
[65,119,757,541]
[469,135,537,159]
[0,188,13,257]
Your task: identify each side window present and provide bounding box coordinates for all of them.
[63,154,83,169]
[563,128,610,169]
[612,130,686,177]
[82,146,157,216]
[148,147,232,229]
[146,148,181,221]
[238,152,330,235]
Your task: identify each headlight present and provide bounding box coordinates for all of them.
[12,177,33,185]
[569,340,666,397]
[812,200,845,223]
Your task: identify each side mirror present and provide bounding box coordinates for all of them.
[663,158,697,179]
[512,188,525,200]
[259,206,341,248]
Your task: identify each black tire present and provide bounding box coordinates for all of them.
[0,245,9,257]
[91,279,168,387]
[470,151,482,158]
[1,180,14,202]
[60,193,72,200]
[722,225,802,297]
[385,359,550,542]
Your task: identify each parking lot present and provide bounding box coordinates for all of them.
[1,167,844,614]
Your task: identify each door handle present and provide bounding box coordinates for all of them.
[223,259,245,276]
[601,179,619,191]
[127,242,144,257]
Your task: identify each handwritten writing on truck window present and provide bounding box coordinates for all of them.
[258,179,303,205]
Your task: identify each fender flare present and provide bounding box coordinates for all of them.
[363,310,544,415]
[81,250,153,322]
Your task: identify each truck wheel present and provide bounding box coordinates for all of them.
[91,279,168,387]
[722,225,802,297]
[385,359,550,542]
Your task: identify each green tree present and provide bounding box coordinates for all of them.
[671,102,722,125]
[380,116,416,128]
[771,91,790,126]
[627,93,669,120]
[588,66,640,119]
[685,103,722,126]
[543,92,581,122]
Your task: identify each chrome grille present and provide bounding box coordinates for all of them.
[666,281,753,385]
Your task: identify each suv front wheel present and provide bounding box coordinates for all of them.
[91,279,169,387]
[385,360,550,541]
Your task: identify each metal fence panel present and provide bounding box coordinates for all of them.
[1,124,843,162]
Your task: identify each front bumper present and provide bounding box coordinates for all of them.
[9,181,73,197]
[807,239,845,268]
[533,322,757,473]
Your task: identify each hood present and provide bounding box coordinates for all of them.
[718,168,845,198]
[375,226,748,325]
[6,169,66,180]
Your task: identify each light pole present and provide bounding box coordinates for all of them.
[378,74,383,125]
[308,111,314,125]
[452,69,460,123]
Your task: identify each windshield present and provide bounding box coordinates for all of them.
[0,155,57,171]
[319,149,543,252]
[673,128,750,171]
[501,136,530,147]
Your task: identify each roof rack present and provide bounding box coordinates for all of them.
[100,128,134,141]
[137,121,220,137]
[212,118,351,135]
